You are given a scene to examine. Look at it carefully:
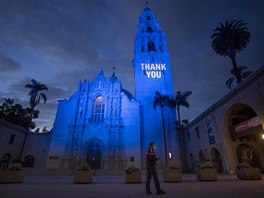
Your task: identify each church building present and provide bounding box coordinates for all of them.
[46,6,180,170]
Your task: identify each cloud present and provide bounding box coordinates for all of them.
[0,0,263,129]
[0,0,137,71]
[0,77,62,130]
[0,52,21,72]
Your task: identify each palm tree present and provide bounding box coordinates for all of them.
[226,66,252,89]
[153,91,173,167]
[174,91,191,172]
[25,79,48,109]
[211,20,250,84]
[19,79,48,161]
[175,91,192,126]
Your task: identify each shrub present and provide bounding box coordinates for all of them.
[79,164,91,171]
[167,164,179,169]
[125,166,140,174]
[199,161,213,169]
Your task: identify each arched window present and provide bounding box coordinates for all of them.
[147,27,153,33]
[148,41,155,52]
[142,45,144,52]
[91,96,105,123]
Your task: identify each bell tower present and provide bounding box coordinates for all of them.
[133,7,180,167]
[133,7,174,99]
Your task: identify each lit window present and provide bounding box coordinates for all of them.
[91,96,105,123]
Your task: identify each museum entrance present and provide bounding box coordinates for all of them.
[86,142,101,169]
[228,103,264,172]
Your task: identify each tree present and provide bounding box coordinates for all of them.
[0,98,14,119]
[174,91,191,173]
[211,20,251,84]
[226,66,252,89]
[25,79,48,109]
[175,91,192,125]
[0,98,39,129]
[19,79,48,160]
[153,91,174,167]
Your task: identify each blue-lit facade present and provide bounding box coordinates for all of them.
[47,7,180,169]
[133,7,180,168]
[47,71,141,169]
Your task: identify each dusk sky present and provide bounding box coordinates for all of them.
[0,0,263,131]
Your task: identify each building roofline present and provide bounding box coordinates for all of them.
[0,119,27,133]
[187,65,264,128]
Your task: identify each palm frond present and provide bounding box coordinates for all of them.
[226,77,235,89]
[182,91,192,98]
[25,84,34,89]
[31,79,38,86]
[175,90,192,108]
[153,91,174,109]
[40,93,47,104]
[241,71,252,79]
[211,19,250,57]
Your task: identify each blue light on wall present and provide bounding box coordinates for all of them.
[133,7,180,167]
[47,6,181,170]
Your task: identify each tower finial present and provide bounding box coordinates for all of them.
[112,67,116,76]
[145,0,149,7]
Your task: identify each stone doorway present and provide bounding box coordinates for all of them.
[198,150,206,163]
[0,153,11,170]
[226,103,264,172]
[211,148,224,173]
[86,142,101,169]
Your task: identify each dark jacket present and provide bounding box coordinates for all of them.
[146,148,157,168]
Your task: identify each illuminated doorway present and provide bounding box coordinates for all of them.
[227,103,264,172]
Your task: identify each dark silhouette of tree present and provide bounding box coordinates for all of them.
[211,20,250,84]
[25,79,48,109]
[19,79,48,160]
[174,91,191,172]
[226,66,252,89]
[175,91,192,125]
[153,91,174,167]
[0,98,39,129]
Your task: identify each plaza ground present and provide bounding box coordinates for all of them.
[0,172,263,198]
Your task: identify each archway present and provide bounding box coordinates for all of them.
[189,153,195,172]
[228,104,262,141]
[86,141,102,169]
[236,144,262,169]
[0,153,11,170]
[226,103,264,172]
[22,155,35,167]
[211,148,224,173]
[198,151,205,163]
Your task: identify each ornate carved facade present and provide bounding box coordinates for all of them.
[47,7,180,170]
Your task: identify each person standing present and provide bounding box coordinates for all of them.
[146,142,165,195]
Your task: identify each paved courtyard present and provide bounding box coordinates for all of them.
[0,174,263,198]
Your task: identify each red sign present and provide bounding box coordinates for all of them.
[234,116,261,133]
[49,156,59,160]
